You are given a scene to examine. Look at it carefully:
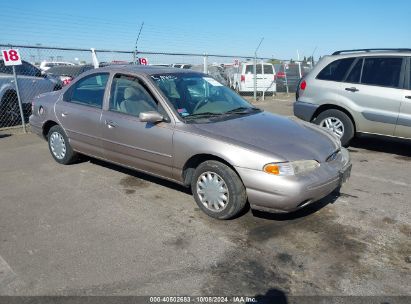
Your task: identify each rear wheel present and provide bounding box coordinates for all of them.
[0,91,20,127]
[315,109,354,147]
[47,125,78,164]
[191,160,247,220]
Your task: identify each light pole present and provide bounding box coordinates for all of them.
[35,43,42,63]
[254,38,264,101]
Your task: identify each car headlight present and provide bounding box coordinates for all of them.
[263,160,320,176]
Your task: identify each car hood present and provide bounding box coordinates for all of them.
[192,112,340,162]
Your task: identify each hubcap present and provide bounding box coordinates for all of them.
[49,132,66,160]
[320,117,344,138]
[196,172,229,212]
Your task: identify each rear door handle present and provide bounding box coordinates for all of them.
[345,87,359,92]
[405,96,411,99]
[105,120,118,128]
[61,112,68,117]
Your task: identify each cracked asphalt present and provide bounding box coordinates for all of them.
[0,94,410,297]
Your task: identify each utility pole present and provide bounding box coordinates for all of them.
[254,37,264,101]
[134,22,144,64]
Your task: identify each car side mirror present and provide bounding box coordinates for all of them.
[139,111,164,123]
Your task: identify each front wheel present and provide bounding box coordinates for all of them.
[314,109,354,147]
[48,125,78,164]
[191,160,247,220]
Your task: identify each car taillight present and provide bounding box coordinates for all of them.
[63,77,72,86]
[300,80,307,90]
[240,75,245,82]
[31,100,35,113]
[276,71,286,79]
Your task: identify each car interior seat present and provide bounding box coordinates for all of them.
[120,86,156,116]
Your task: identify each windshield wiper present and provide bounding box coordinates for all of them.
[224,107,261,115]
[184,112,224,119]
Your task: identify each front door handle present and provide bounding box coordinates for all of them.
[105,120,118,128]
[405,96,411,99]
[345,87,359,92]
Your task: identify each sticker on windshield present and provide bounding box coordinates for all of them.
[203,77,223,86]
[177,108,189,116]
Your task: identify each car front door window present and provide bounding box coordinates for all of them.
[109,74,159,116]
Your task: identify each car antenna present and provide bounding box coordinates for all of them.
[134,22,145,64]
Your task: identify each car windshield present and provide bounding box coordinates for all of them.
[151,73,259,121]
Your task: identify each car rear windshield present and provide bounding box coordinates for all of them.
[316,58,355,81]
[245,64,262,74]
[263,64,274,74]
[47,65,92,77]
[281,64,300,75]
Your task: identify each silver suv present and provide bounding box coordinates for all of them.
[294,49,411,146]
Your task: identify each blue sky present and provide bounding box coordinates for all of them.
[0,0,410,60]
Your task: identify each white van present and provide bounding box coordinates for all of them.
[233,62,276,93]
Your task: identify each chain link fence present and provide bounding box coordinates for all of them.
[0,44,312,129]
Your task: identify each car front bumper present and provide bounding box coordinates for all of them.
[28,115,44,138]
[235,148,351,213]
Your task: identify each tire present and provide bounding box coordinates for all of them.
[0,91,20,127]
[191,160,247,220]
[47,125,78,165]
[314,109,354,147]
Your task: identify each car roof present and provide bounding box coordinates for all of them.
[89,65,204,76]
[242,62,273,65]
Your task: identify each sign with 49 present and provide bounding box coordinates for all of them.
[1,49,22,66]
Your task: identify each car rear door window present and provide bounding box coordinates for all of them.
[65,73,109,108]
[361,57,402,88]
[0,61,13,74]
[345,58,363,83]
[317,58,355,81]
